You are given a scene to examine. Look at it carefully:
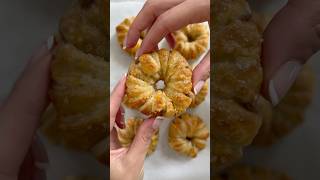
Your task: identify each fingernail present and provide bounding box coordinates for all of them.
[268,60,302,106]
[152,117,164,130]
[35,162,50,170]
[122,36,127,49]
[194,80,205,95]
[47,35,55,50]
[135,49,142,60]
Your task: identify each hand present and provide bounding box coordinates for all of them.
[0,38,54,180]
[110,75,161,180]
[124,0,210,94]
[262,0,320,106]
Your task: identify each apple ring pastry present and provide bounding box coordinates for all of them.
[168,113,209,158]
[172,23,209,60]
[117,118,159,156]
[116,17,146,56]
[124,49,194,117]
[41,0,107,153]
[212,0,263,172]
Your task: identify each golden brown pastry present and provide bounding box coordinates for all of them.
[190,80,209,108]
[41,0,107,156]
[213,165,291,180]
[168,113,209,158]
[124,49,194,117]
[253,66,315,146]
[116,17,145,56]
[212,0,263,172]
[172,23,209,60]
[118,118,159,156]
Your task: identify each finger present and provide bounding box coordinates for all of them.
[127,117,163,160]
[136,0,210,57]
[125,0,185,48]
[165,33,175,49]
[192,52,210,95]
[0,37,54,175]
[110,128,122,150]
[110,74,127,131]
[31,135,49,170]
[18,147,34,180]
[261,0,320,106]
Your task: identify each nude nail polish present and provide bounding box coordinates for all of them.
[268,60,302,106]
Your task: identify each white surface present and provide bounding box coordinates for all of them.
[110,2,210,180]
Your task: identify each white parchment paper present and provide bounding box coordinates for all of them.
[110,2,211,180]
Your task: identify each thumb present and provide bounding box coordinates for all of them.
[192,52,210,95]
[262,0,320,106]
[127,117,162,160]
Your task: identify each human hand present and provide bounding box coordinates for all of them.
[262,0,320,106]
[110,75,161,180]
[124,0,210,95]
[0,37,54,180]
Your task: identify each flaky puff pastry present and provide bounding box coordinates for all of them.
[118,118,159,156]
[41,0,107,154]
[253,66,315,146]
[124,49,193,117]
[116,17,146,56]
[213,165,291,180]
[168,113,209,158]
[172,23,209,60]
[190,80,209,108]
[212,0,263,172]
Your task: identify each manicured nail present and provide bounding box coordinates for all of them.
[268,60,302,106]
[194,80,205,95]
[135,48,142,60]
[122,36,127,49]
[47,36,55,50]
[152,117,164,130]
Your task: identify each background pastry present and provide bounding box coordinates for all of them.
[190,80,209,108]
[168,113,209,158]
[124,49,193,117]
[118,118,159,156]
[172,23,209,60]
[116,16,145,56]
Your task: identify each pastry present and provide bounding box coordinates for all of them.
[253,66,315,146]
[213,165,291,180]
[172,23,209,60]
[116,17,146,56]
[212,0,263,172]
[168,113,209,158]
[190,80,209,108]
[41,0,107,155]
[118,118,159,156]
[124,49,194,117]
